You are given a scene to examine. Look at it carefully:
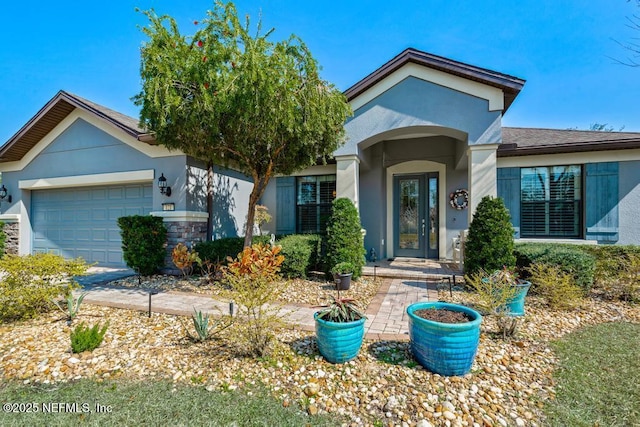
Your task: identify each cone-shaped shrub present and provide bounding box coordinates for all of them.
[464,195,515,276]
[325,198,366,279]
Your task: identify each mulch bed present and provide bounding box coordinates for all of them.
[414,308,472,323]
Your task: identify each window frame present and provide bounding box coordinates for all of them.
[295,174,336,234]
[519,165,583,239]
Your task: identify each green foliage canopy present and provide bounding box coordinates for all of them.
[134,1,352,246]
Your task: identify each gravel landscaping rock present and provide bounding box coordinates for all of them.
[1,281,638,426]
[109,274,381,308]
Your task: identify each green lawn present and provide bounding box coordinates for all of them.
[545,321,640,426]
[0,379,341,427]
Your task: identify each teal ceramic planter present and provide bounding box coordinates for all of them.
[503,281,531,316]
[314,313,365,363]
[406,302,482,376]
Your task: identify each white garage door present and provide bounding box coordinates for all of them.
[32,183,153,267]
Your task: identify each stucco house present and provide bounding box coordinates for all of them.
[1,47,639,268]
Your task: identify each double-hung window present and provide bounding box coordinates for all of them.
[296,175,336,233]
[520,165,582,238]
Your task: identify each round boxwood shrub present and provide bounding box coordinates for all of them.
[464,195,516,276]
[325,198,366,279]
[118,215,167,275]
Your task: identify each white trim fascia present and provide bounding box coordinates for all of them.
[497,148,640,168]
[350,63,504,112]
[0,110,180,173]
[150,211,209,222]
[285,164,337,177]
[385,160,447,259]
[467,143,500,154]
[334,154,361,163]
[19,170,154,190]
[0,214,20,223]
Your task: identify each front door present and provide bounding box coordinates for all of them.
[393,173,439,258]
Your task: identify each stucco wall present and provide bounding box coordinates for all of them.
[0,118,187,215]
[618,160,640,245]
[340,76,502,156]
[359,136,470,260]
[185,158,254,240]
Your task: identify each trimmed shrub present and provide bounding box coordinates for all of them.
[464,196,516,276]
[0,253,88,322]
[583,245,640,301]
[70,321,109,353]
[278,234,322,279]
[325,198,366,280]
[118,215,167,275]
[514,243,595,292]
[196,235,271,265]
[527,262,583,309]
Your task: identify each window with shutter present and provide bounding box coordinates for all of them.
[520,165,582,238]
[296,175,336,233]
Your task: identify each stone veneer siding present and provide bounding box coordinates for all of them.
[163,220,208,273]
[2,221,19,255]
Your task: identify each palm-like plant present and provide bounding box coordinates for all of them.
[52,292,87,324]
[316,292,365,323]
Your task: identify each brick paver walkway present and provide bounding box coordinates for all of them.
[78,260,459,341]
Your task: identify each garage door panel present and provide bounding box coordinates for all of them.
[92,209,107,221]
[76,210,91,221]
[61,229,75,241]
[92,229,107,242]
[61,210,75,221]
[92,189,107,200]
[75,190,91,201]
[108,208,124,220]
[108,229,122,242]
[90,250,107,263]
[108,250,123,264]
[32,183,153,267]
[128,207,149,216]
[109,188,123,199]
[76,229,91,241]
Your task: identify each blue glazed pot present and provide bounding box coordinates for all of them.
[314,313,366,363]
[406,302,482,376]
[504,281,531,316]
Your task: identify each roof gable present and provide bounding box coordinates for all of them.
[0,91,152,163]
[344,48,526,113]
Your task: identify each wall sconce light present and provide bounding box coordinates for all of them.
[157,173,171,197]
[0,185,12,203]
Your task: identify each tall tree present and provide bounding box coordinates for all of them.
[134,1,352,247]
[615,0,640,66]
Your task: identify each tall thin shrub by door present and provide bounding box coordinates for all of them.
[464,196,516,276]
[325,198,366,279]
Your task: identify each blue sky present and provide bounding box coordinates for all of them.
[1,0,639,143]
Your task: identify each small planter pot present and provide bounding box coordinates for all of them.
[334,273,352,291]
[503,281,531,316]
[314,313,365,363]
[406,302,482,376]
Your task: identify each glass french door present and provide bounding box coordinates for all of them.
[394,173,439,258]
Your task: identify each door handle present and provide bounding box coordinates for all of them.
[421,220,426,236]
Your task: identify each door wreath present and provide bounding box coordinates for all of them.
[449,189,469,210]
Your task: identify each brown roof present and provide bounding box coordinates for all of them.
[499,127,640,156]
[0,90,152,163]
[343,47,526,112]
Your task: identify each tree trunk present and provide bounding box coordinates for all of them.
[243,175,270,248]
[206,162,214,241]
